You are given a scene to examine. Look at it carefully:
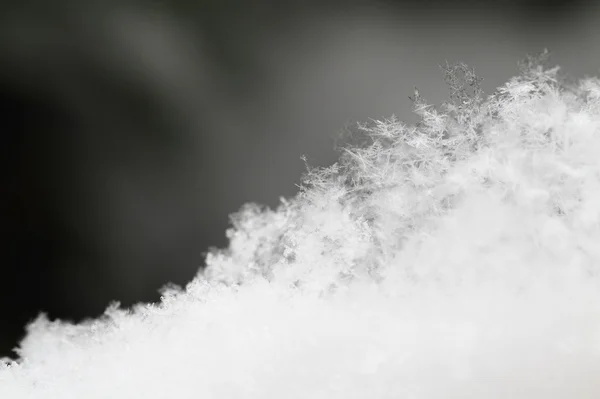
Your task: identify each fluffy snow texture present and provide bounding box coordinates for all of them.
[3,50,600,398]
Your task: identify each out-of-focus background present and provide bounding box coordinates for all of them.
[0,0,598,358]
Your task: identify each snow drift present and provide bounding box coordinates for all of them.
[3,50,600,398]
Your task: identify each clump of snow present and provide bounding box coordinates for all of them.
[3,49,600,398]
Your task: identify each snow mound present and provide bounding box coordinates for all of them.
[3,50,600,398]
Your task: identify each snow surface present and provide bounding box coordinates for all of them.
[3,52,600,398]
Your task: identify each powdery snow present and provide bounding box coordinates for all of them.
[3,51,600,398]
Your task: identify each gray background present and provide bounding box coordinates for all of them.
[0,0,598,357]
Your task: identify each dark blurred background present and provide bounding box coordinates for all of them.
[0,0,598,358]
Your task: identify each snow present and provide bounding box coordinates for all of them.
[3,52,600,398]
